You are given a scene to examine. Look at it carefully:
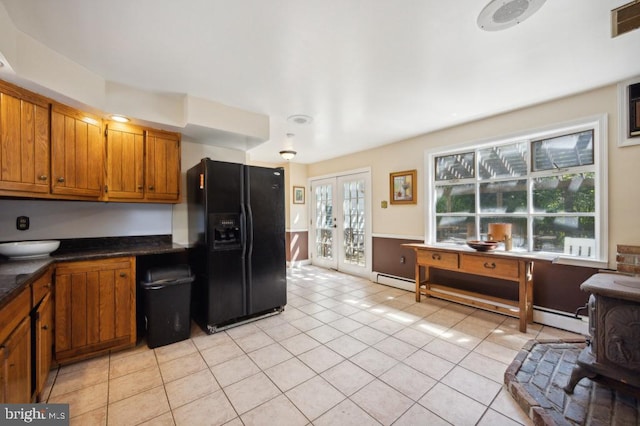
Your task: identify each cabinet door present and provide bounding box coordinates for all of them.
[145,130,181,202]
[4,316,31,403]
[105,123,144,200]
[0,346,4,403]
[0,81,50,195]
[50,104,103,199]
[55,257,136,363]
[34,292,53,398]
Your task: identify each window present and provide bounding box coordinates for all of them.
[425,115,607,265]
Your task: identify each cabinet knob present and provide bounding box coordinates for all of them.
[148,185,154,191]
[138,185,143,190]
[119,272,127,278]
[57,177,65,183]
[42,325,49,330]
[39,175,48,181]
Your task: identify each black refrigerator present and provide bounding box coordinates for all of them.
[187,158,287,333]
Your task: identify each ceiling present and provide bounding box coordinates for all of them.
[1,0,639,164]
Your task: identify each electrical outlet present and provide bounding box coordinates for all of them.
[16,216,29,230]
[400,255,406,264]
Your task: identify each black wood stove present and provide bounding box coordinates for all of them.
[565,273,640,396]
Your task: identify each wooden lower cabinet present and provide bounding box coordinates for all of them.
[4,316,32,403]
[0,346,4,403]
[0,283,32,403]
[34,292,53,399]
[55,257,136,364]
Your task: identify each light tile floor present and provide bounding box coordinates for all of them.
[43,265,583,425]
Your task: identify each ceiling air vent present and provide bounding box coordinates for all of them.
[612,1,640,37]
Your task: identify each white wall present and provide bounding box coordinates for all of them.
[308,84,640,267]
[283,162,308,232]
[0,200,172,242]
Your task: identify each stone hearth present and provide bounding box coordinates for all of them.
[504,339,640,425]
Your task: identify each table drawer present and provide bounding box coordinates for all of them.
[461,254,519,280]
[417,250,459,269]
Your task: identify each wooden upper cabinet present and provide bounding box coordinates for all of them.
[0,80,50,195]
[105,124,181,203]
[105,122,145,200]
[144,130,181,202]
[51,104,103,199]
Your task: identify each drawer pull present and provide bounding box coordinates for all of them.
[432,253,441,260]
[483,262,496,269]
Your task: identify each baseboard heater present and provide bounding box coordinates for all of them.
[532,306,589,335]
[373,272,414,291]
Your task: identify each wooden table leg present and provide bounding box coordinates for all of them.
[415,262,421,302]
[518,260,527,333]
[526,262,534,323]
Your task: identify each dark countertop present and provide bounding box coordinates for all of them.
[0,257,54,309]
[0,235,186,310]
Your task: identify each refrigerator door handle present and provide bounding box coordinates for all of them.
[240,204,247,257]
[240,202,249,316]
[246,204,254,257]
[246,202,254,311]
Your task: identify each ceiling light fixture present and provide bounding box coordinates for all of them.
[478,0,546,31]
[279,150,297,161]
[82,116,99,125]
[110,114,130,123]
[287,114,313,125]
[280,133,297,160]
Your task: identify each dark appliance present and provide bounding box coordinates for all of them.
[187,158,286,333]
[141,265,194,348]
[564,273,640,397]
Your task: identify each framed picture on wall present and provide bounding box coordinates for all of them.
[293,186,305,204]
[618,75,640,147]
[390,170,417,204]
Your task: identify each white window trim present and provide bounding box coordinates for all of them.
[424,114,608,268]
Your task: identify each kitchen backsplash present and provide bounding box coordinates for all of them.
[0,199,172,242]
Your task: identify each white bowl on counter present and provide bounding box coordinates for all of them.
[0,240,61,259]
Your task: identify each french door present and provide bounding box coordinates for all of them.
[310,171,371,277]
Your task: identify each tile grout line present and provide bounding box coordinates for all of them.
[44,266,570,425]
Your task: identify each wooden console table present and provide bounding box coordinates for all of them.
[404,244,534,332]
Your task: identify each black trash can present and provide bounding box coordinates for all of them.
[141,264,195,349]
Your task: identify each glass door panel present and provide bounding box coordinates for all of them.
[337,173,370,276]
[311,171,371,277]
[311,178,337,269]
